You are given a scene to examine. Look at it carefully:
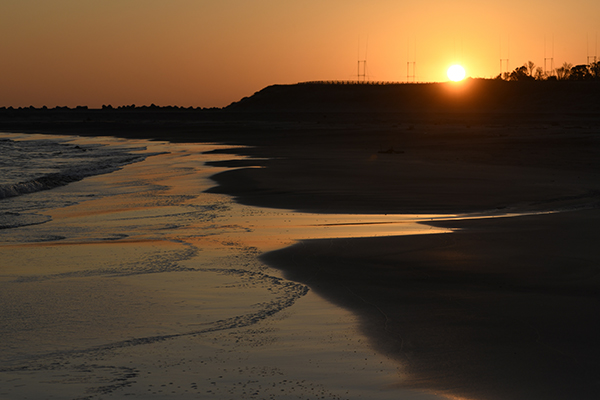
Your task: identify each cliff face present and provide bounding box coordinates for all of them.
[226,80,600,115]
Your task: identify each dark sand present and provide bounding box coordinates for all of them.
[263,211,600,400]
[214,86,600,398]
[2,81,600,399]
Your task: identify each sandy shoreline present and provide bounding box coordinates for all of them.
[263,209,600,400]
[2,84,600,399]
[184,114,600,398]
[1,134,447,400]
[222,115,600,399]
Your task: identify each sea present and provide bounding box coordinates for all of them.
[0,132,448,400]
[0,133,153,230]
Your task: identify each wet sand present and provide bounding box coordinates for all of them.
[263,210,600,400]
[213,116,600,399]
[0,134,447,400]
[207,89,600,399]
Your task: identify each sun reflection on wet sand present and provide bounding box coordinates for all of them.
[0,134,459,399]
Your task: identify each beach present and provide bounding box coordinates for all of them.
[1,81,600,399]
[0,133,448,400]
[210,102,600,399]
[264,210,600,400]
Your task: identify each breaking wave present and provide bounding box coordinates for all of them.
[0,154,144,200]
[0,136,150,200]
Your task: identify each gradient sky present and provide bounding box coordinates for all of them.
[1,0,599,108]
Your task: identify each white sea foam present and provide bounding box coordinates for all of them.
[0,133,157,229]
[0,136,147,200]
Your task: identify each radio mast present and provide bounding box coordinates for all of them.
[407,38,416,82]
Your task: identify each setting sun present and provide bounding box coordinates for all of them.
[447,65,466,82]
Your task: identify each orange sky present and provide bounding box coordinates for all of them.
[1,0,599,108]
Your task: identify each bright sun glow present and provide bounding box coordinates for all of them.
[447,65,466,82]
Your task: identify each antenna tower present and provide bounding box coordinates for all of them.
[544,35,554,77]
[357,37,368,82]
[357,60,367,82]
[499,36,509,77]
[407,61,416,82]
[587,33,598,65]
[407,38,416,82]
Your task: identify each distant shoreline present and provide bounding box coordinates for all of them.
[2,79,600,112]
[1,79,599,148]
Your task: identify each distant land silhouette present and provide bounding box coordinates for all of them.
[1,80,599,141]
[226,79,600,114]
[498,60,600,81]
[1,79,599,114]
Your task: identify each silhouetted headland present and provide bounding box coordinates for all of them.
[1,80,600,139]
[227,79,600,116]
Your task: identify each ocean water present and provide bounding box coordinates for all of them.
[0,133,153,230]
[0,132,447,400]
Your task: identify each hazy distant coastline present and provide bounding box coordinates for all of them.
[227,79,600,114]
[2,79,600,118]
[1,80,599,152]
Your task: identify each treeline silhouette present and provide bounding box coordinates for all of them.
[2,65,599,113]
[301,80,403,85]
[0,104,219,112]
[498,61,600,81]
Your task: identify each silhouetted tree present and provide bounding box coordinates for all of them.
[555,62,572,80]
[569,64,591,80]
[526,61,536,76]
[508,65,534,81]
[589,61,600,79]
[534,67,545,80]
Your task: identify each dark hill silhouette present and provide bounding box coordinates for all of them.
[226,79,600,115]
[1,79,599,140]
